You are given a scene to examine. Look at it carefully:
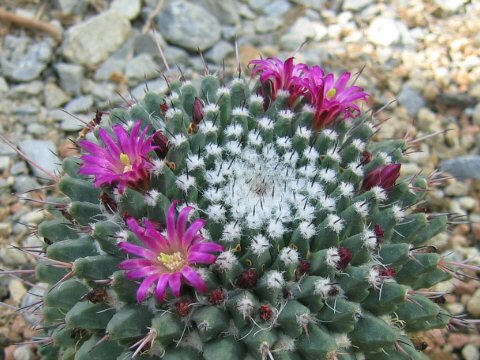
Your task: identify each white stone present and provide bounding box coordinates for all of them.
[111,0,141,19]
[62,11,131,65]
[367,17,402,46]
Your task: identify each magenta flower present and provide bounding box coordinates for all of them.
[362,164,401,192]
[249,57,308,107]
[79,121,156,191]
[118,202,223,303]
[305,70,369,129]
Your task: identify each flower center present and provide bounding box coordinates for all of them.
[326,88,337,99]
[158,252,186,272]
[119,153,133,172]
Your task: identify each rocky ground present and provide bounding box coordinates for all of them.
[0,0,479,359]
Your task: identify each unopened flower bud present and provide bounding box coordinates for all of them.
[362,164,401,191]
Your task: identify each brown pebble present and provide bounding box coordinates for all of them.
[448,333,470,349]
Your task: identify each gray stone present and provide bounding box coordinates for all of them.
[255,16,283,34]
[0,222,12,237]
[264,0,291,16]
[54,0,88,15]
[397,85,425,117]
[18,140,60,179]
[21,283,47,326]
[0,248,29,267]
[13,175,41,194]
[125,54,158,83]
[9,81,44,97]
[195,0,240,25]
[0,77,9,93]
[10,161,28,176]
[59,114,90,132]
[131,78,168,100]
[1,36,54,82]
[91,82,117,102]
[163,46,190,67]
[289,0,327,11]
[367,17,402,46]
[62,11,131,65]
[0,156,10,171]
[56,63,84,96]
[44,83,70,109]
[13,345,36,360]
[280,17,328,51]
[94,58,125,81]
[26,123,48,136]
[65,95,94,113]
[0,142,17,156]
[440,156,480,180]
[239,4,256,19]
[156,1,221,51]
[249,0,271,12]
[434,0,465,12]
[111,0,141,19]
[467,288,480,317]
[206,41,235,63]
[342,0,374,11]
[462,344,480,360]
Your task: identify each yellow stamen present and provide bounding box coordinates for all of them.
[119,153,133,172]
[158,252,186,272]
[326,88,337,99]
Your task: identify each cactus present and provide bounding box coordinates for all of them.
[33,56,471,360]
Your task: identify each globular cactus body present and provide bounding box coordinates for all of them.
[35,57,460,360]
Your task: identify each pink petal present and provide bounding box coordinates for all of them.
[187,251,216,264]
[126,218,164,252]
[136,274,158,303]
[181,266,207,293]
[168,272,182,297]
[118,242,157,261]
[183,219,206,247]
[166,201,179,244]
[125,266,160,279]
[119,258,153,270]
[189,242,223,253]
[155,274,169,302]
[176,206,194,243]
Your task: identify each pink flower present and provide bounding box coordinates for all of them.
[362,164,401,192]
[118,202,223,303]
[79,121,156,191]
[249,57,308,107]
[304,70,369,129]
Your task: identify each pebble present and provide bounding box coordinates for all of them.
[53,0,89,15]
[467,288,480,317]
[44,83,70,109]
[62,11,132,65]
[56,63,84,96]
[20,210,45,225]
[111,0,141,20]
[367,17,402,46]
[397,85,426,117]
[156,1,221,51]
[440,155,480,179]
[444,182,468,196]
[0,156,10,171]
[26,123,48,136]
[20,283,47,326]
[459,196,477,211]
[462,344,480,360]
[125,54,158,83]
[206,41,235,63]
[13,345,36,360]
[434,0,466,12]
[8,279,27,305]
[65,95,94,113]
[18,140,60,179]
[12,176,40,194]
[9,81,44,97]
[197,0,239,25]
[0,248,29,267]
[255,16,283,34]
[280,17,328,51]
[0,36,54,82]
[94,58,125,82]
[0,222,12,237]
[264,0,291,17]
[131,78,168,100]
[0,77,8,93]
[60,114,90,132]
[343,0,374,11]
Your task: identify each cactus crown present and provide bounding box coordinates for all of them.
[35,57,467,360]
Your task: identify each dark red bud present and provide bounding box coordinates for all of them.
[327,285,340,297]
[208,288,225,305]
[152,131,170,159]
[236,268,258,289]
[100,192,117,213]
[160,102,168,113]
[174,298,192,317]
[192,97,204,125]
[336,247,353,270]
[259,305,273,321]
[360,150,372,165]
[295,260,311,280]
[378,267,396,277]
[362,164,401,192]
[374,224,384,241]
